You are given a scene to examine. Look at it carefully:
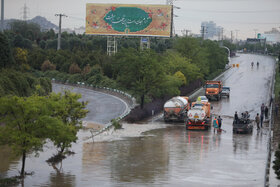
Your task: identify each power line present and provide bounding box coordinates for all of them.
[182,9,280,13]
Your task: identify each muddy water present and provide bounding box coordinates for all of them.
[0,54,277,186]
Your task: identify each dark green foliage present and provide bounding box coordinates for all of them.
[48,91,88,155]
[0,91,87,177]
[0,69,51,97]
[9,20,41,41]
[111,118,122,130]
[0,32,15,69]
[0,95,62,177]
[273,144,280,179]
[113,48,170,108]
[0,176,21,186]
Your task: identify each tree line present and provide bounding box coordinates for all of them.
[2,20,230,108]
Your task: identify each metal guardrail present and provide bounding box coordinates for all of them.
[51,79,137,141]
[264,58,277,187]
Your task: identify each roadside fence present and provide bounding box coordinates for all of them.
[264,59,277,187]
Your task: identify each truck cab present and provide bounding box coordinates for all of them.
[205,80,223,101]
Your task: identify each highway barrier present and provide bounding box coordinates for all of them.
[264,58,276,187]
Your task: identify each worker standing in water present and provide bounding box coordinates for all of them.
[218,116,223,132]
[213,116,219,133]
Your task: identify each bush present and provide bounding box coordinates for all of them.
[41,60,56,72]
[69,63,81,74]
[68,74,84,84]
[0,69,52,97]
[111,118,122,130]
[273,144,280,179]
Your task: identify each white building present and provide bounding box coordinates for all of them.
[201,21,223,40]
[260,28,280,44]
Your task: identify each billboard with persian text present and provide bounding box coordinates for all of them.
[86,4,172,37]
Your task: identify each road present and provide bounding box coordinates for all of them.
[0,53,277,186]
[52,83,129,125]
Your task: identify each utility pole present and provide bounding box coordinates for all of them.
[231,30,233,43]
[1,0,4,32]
[235,30,239,43]
[166,0,180,37]
[55,14,67,50]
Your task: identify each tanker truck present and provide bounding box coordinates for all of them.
[163,96,190,122]
[185,100,212,130]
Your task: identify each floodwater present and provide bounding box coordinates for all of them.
[0,54,277,186]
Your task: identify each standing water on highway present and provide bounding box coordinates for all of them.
[0,54,276,186]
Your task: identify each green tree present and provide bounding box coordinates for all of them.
[0,32,15,69]
[114,48,167,108]
[9,20,41,41]
[162,51,203,82]
[174,37,209,77]
[0,95,61,177]
[202,40,228,76]
[48,91,88,155]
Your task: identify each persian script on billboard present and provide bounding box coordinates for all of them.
[86,4,173,37]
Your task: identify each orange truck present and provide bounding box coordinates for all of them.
[163,96,190,122]
[185,100,212,130]
[205,80,223,101]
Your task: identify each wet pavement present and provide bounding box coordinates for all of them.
[0,54,278,186]
[52,84,129,125]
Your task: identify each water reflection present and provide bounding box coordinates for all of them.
[0,145,20,176]
[82,135,169,184]
[232,134,251,154]
[42,162,76,187]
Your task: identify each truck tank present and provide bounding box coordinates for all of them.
[163,96,189,122]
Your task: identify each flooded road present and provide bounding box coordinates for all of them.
[0,54,277,186]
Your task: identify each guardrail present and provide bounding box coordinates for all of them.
[264,59,277,187]
[51,79,137,141]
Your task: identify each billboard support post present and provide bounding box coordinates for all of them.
[140,37,150,50]
[107,36,117,56]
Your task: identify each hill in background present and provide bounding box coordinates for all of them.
[3,16,58,31]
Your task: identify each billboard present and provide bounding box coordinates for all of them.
[86,4,173,37]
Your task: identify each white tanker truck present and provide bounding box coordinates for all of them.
[163,96,190,122]
[186,100,212,130]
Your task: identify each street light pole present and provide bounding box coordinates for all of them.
[254,29,258,38]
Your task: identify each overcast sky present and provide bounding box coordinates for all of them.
[3,0,280,39]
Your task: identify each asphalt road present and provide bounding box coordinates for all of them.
[52,83,128,125]
[1,54,277,187]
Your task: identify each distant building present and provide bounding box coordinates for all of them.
[260,28,280,44]
[201,21,223,40]
[74,27,85,35]
[57,26,85,35]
